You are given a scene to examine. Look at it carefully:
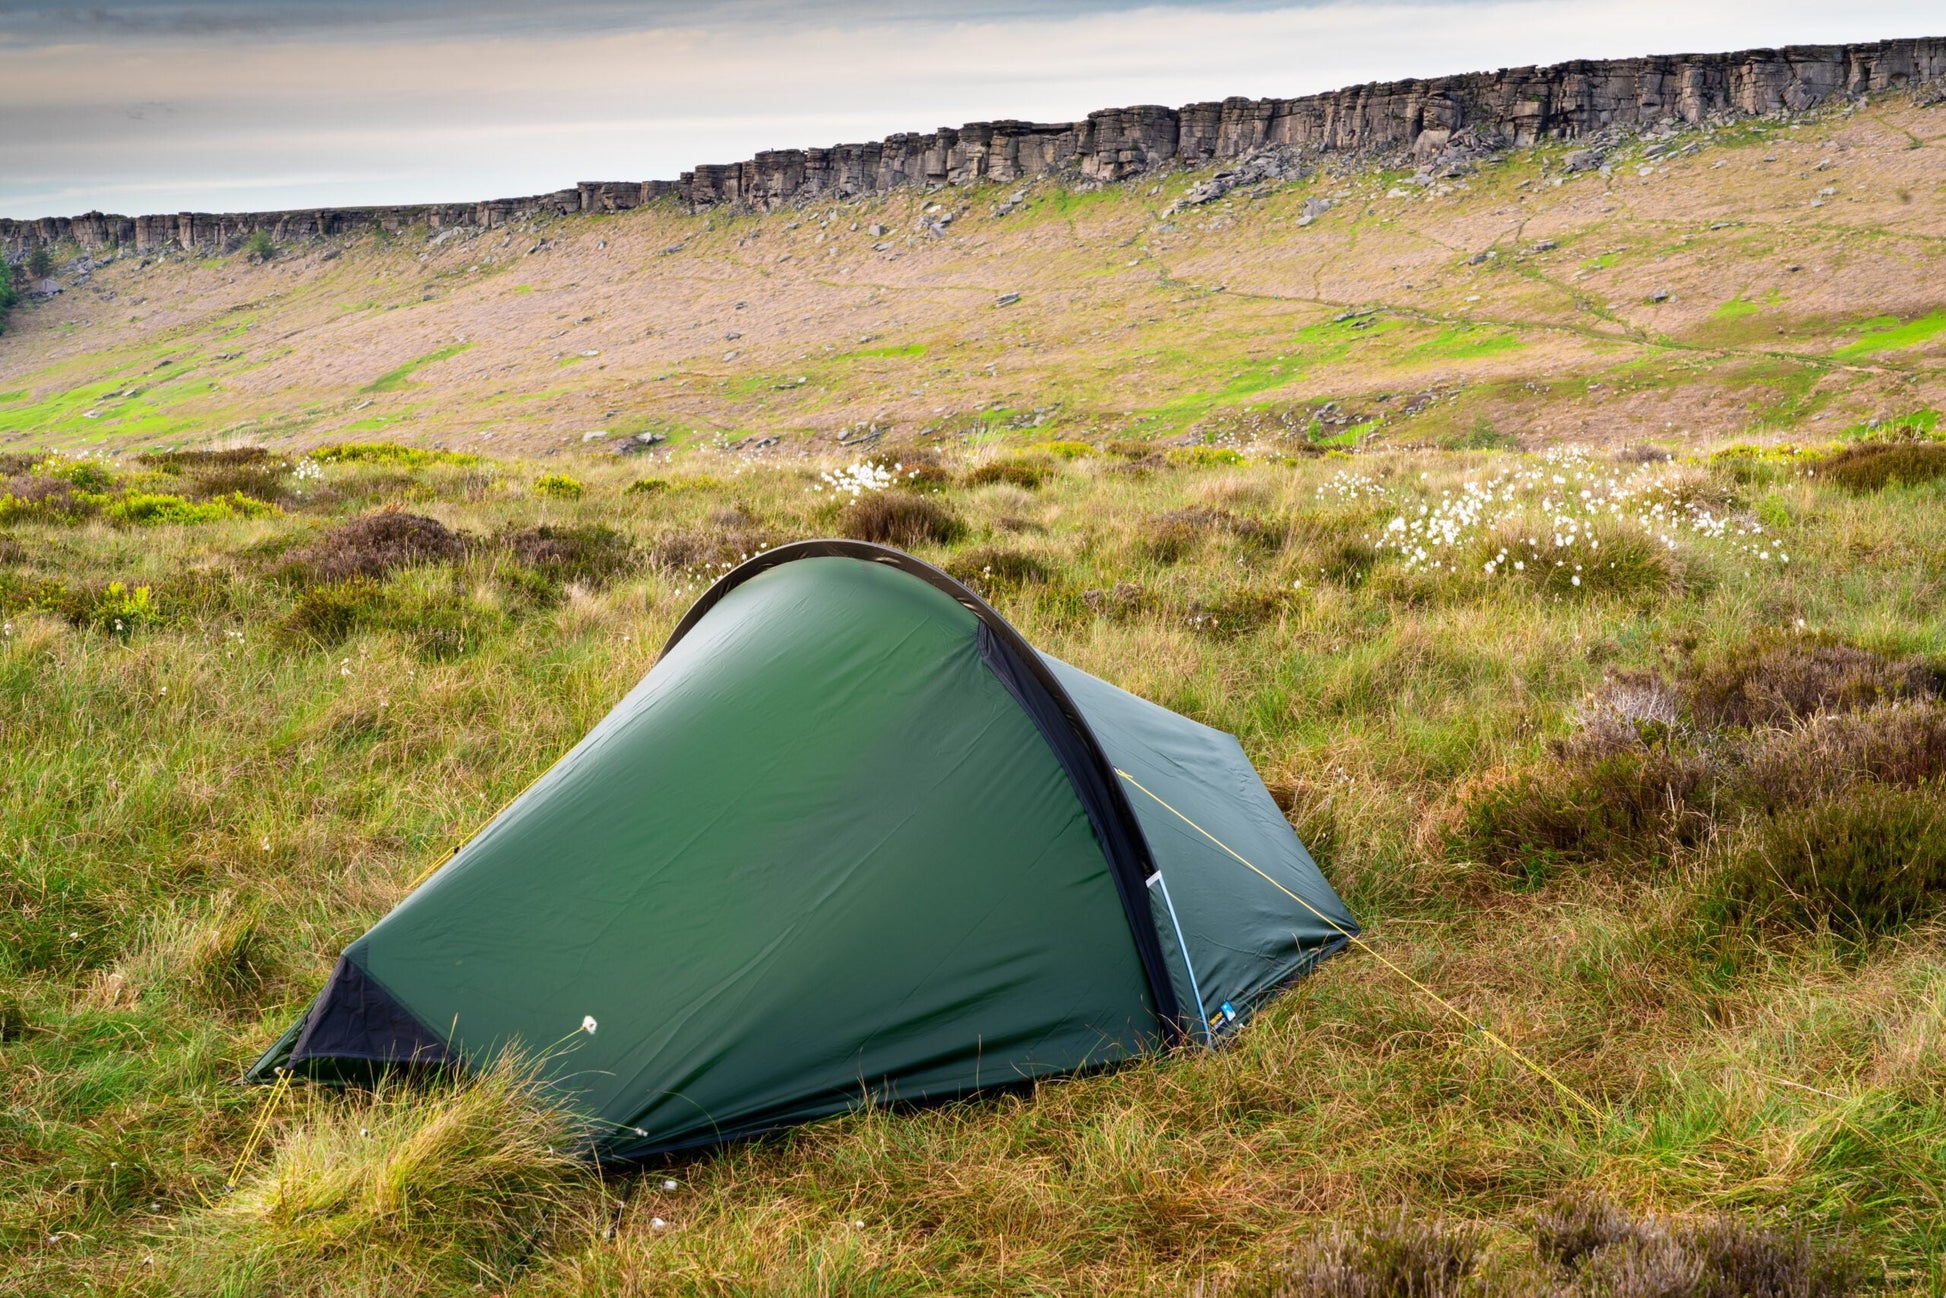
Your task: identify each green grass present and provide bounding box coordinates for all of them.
[1407,325,1526,361]
[1832,310,1946,359]
[2,438,1942,1294]
[363,343,474,393]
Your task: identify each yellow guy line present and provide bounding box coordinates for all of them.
[226,1065,294,1192]
[1114,767,1606,1126]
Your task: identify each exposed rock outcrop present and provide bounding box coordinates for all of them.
[2,35,1940,258]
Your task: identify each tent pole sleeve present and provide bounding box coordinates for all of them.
[1147,871,1212,1046]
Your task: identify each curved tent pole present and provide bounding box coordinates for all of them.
[657,539,1188,1044]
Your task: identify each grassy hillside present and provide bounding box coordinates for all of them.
[2,428,1945,1293]
[4,82,1946,1296]
[2,93,1945,458]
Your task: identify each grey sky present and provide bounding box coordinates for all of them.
[0,1,1935,218]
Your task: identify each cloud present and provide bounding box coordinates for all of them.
[0,0,1935,217]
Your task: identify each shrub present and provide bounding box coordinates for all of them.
[285,511,467,583]
[1141,507,1284,564]
[839,490,961,547]
[1183,586,1290,637]
[1712,784,1946,939]
[309,442,481,468]
[533,472,585,500]
[242,229,276,262]
[1739,702,1946,810]
[1532,1193,1856,1297]
[624,477,668,496]
[1140,508,1215,564]
[1167,445,1247,468]
[40,455,116,494]
[945,545,1050,589]
[85,581,157,637]
[1241,1215,1482,1297]
[1820,442,1946,492]
[647,508,777,573]
[277,579,388,647]
[1028,440,1096,459]
[1450,745,1720,882]
[963,457,1051,489]
[104,492,238,525]
[0,475,103,524]
[502,524,637,587]
[175,1055,588,1295]
[141,446,296,501]
[1683,638,1941,729]
[1079,581,1150,621]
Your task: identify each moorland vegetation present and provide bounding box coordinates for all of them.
[2,425,1944,1294]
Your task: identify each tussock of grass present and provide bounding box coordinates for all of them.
[176,1055,591,1296]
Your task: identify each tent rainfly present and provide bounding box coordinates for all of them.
[250,541,1357,1157]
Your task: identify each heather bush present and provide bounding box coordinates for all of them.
[1238,1215,1483,1297]
[945,544,1050,590]
[501,524,637,588]
[1532,1194,1856,1297]
[1712,784,1946,939]
[285,510,467,583]
[838,489,960,547]
[1820,441,1946,493]
[962,456,1050,489]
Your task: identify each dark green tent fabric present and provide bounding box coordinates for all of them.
[1044,660,1356,1041]
[251,542,1354,1156]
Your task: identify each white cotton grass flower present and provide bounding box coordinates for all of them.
[1367,445,1792,583]
[811,461,908,497]
[581,1015,598,1034]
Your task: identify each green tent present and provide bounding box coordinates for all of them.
[251,541,1355,1156]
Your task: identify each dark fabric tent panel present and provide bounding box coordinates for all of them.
[275,557,1159,1153]
[1044,657,1358,1039]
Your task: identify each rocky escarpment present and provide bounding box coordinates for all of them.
[3,35,1941,258]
